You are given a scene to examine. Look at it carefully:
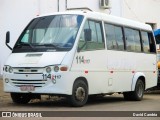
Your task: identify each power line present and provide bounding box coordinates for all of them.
[123,0,142,22]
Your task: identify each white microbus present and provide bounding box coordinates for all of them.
[3,11,157,107]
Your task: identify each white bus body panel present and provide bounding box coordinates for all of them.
[3,71,77,95]
[5,52,67,67]
[3,51,75,95]
[71,50,157,94]
[3,11,157,96]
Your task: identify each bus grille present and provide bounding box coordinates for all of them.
[10,79,47,88]
[13,67,43,74]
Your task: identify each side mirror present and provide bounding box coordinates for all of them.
[6,31,12,50]
[84,29,92,41]
[6,31,10,44]
[77,29,92,52]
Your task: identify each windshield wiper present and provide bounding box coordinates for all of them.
[37,44,60,49]
[15,42,35,49]
[26,43,35,49]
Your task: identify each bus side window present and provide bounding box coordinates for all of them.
[124,28,135,52]
[105,23,124,51]
[124,28,142,52]
[132,30,141,52]
[79,20,89,51]
[105,24,116,50]
[114,26,124,50]
[148,32,156,53]
[141,31,150,53]
[78,19,104,51]
[141,31,156,53]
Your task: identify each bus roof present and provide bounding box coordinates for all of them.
[37,10,152,31]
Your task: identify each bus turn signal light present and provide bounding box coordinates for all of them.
[60,66,68,71]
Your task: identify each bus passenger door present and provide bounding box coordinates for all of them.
[71,19,108,94]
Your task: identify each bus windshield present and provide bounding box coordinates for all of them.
[13,15,84,52]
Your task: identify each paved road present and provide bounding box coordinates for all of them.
[0,80,160,120]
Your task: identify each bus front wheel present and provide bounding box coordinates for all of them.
[68,80,88,107]
[123,79,144,101]
[11,93,32,104]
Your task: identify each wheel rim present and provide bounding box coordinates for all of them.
[75,87,86,102]
[136,82,144,97]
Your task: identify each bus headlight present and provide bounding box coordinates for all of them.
[4,66,13,73]
[9,67,13,73]
[46,66,52,73]
[54,65,68,72]
[4,66,9,72]
[45,65,68,73]
[54,66,59,72]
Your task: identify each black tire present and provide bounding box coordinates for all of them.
[11,93,32,104]
[68,80,88,107]
[123,79,144,101]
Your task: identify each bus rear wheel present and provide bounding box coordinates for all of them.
[68,80,88,107]
[11,93,32,104]
[123,79,144,101]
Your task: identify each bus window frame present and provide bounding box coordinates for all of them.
[103,21,126,51]
[78,18,105,52]
[140,30,157,54]
[123,27,143,53]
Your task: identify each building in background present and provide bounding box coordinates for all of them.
[122,0,160,30]
[0,0,160,76]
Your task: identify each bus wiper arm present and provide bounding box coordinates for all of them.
[26,43,35,49]
[38,44,60,49]
[15,42,35,49]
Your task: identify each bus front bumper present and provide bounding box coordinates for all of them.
[3,72,74,95]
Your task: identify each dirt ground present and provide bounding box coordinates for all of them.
[0,79,11,103]
[0,79,160,120]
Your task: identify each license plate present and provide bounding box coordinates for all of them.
[20,85,35,91]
